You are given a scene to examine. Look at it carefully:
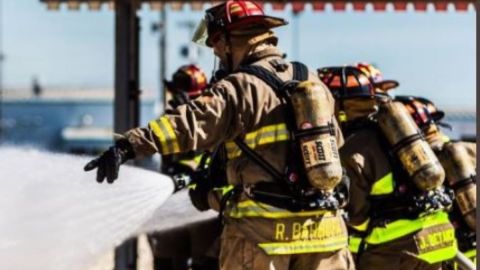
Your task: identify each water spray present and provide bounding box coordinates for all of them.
[0,146,216,270]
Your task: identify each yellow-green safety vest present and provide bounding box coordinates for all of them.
[348,172,457,264]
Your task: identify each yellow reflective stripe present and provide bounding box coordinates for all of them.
[148,116,180,155]
[225,123,290,159]
[149,119,168,152]
[351,219,370,232]
[213,185,234,196]
[365,211,451,245]
[466,249,477,267]
[348,235,362,253]
[178,154,207,167]
[415,243,457,264]
[370,172,394,195]
[193,154,208,165]
[464,249,476,260]
[178,159,193,166]
[245,124,289,144]
[160,117,180,153]
[338,111,347,122]
[258,237,348,255]
[228,200,330,219]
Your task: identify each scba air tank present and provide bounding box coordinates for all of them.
[290,81,343,193]
[438,142,476,230]
[377,101,445,191]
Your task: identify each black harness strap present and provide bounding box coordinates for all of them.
[237,65,285,99]
[295,123,336,138]
[391,133,424,153]
[237,62,309,101]
[233,61,309,195]
[233,137,294,193]
[450,175,476,190]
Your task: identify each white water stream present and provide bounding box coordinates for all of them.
[0,146,216,270]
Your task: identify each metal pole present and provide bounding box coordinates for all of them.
[0,0,3,143]
[114,0,140,133]
[453,252,476,270]
[160,5,167,109]
[114,0,140,269]
[292,11,300,61]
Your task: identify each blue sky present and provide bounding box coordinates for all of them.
[3,1,476,109]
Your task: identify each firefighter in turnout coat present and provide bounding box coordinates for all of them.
[85,1,354,269]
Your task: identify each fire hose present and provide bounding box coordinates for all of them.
[453,252,476,270]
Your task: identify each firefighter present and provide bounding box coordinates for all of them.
[147,64,221,270]
[164,64,208,110]
[318,63,457,270]
[160,64,209,176]
[395,95,476,269]
[84,1,354,269]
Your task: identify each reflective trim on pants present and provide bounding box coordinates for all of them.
[228,199,330,219]
[258,237,348,255]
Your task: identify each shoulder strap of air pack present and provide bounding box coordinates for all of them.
[237,65,285,101]
[237,61,309,102]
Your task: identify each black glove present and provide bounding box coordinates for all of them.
[188,175,212,211]
[84,139,135,184]
[189,186,211,212]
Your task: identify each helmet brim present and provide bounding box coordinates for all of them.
[208,16,287,46]
[240,15,287,28]
[197,15,287,47]
[374,80,399,91]
[227,15,287,34]
[431,111,445,122]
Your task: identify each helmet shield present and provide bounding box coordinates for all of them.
[192,18,209,47]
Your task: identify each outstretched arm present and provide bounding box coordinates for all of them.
[84,79,252,183]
